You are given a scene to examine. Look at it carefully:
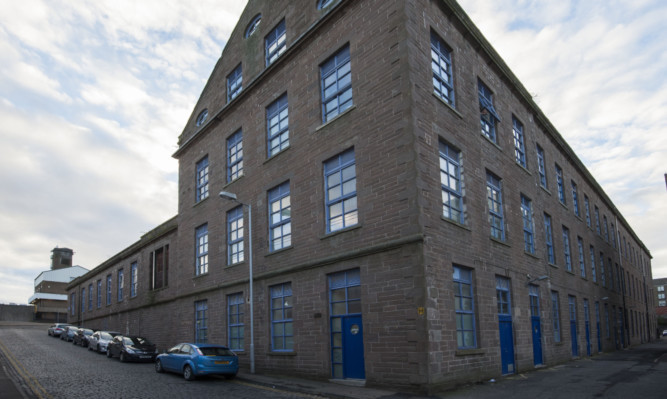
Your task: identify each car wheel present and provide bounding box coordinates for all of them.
[155,360,164,373]
[106,349,112,358]
[183,365,195,381]
[120,353,126,363]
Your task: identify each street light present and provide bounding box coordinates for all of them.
[219,191,255,374]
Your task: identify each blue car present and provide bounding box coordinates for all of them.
[155,343,238,381]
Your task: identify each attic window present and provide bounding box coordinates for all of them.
[245,14,262,38]
[196,109,208,127]
[318,0,337,9]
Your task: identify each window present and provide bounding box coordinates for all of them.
[117,269,124,301]
[529,285,540,318]
[555,164,565,204]
[195,300,208,344]
[584,195,591,227]
[562,226,572,272]
[228,293,245,350]
[487,172,504,240]
[266,19,286,65]
[130,262,138,298]
[544,213,555,264]
[318,0,336,9]
[439,141,463,223]
[227,64,242,102]
[321,45,352,122]
[195,224,209,275]
[195,109,208,127]
[453,266,476,349]
[577,237,586,278]
[571,181,580,217]
[610,223,616,248]
[227,129,243,182]
[106,275,112,305]
[267,94,289,156]
[245,14,261,38]
[512,117,526,167]
[269,182,291,251]
[479,80,500,142]
[88,283,93,311]
[70,293,75,316]
[324,149,358,232]
[658,286,665,292]
[536,145,547,188]
[603,215,609,242]
[590,246,597,283]
[521,195,534,254]
[594,206,601,235]
[329,269,361,379]
[270,283,293,351]
[228,206,245,264]
[96,280,101,308]
[431,31,454,106]
[552,291,561,342]
[496,276,511,316]
[81,287,85,313]
[149,245,169,290]
[660,301,667,307]
[196,156,209,203]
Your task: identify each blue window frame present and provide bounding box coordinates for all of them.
[552,291,561,342]
[594,206,601,234]
[318,0,336,9]
[130,262,137,298]
[431,31,454,106]
[610,223,616,248]
[536,145,547,188]
[195,224,209,275]
[555,164,565,204]
[487,172,504,240]
[228,293,244,350]
[496,276,511,316]
[544,213,555,264]
[195,109,208,127]
[227,129,243,182]
[106,274,112,305]
[590,246,597,283]
[227,64,242,102]
[320,45,352,122]
[562,226,572,272]
[603,215,609,242]
[70,293,75,316]
[324,149,358,233]
[266,19,286,65]
[195,300,208,344]
[584,195,591,227]
[270,283,293,351]
[453,266,476,349]
[245,14,261,38]
[196,156,209,203]
[571,181,580,217]
[228,206,245,264]
[529,285,540,317]
[81,287,85,313]
[96,279,101,308]
[88,283,93,311]
[269,182,291,251]
[117,269,124,301]
[267,94,289,156]
[440,141,463,223]
[577,237,586,278]
[600,254,607,287]
[479,80,500,142]
[513,117,526,167]
[521,195,534,254]
[329,269,361,316]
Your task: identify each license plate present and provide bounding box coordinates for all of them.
[214,361,230,365]
[140,356,151,359]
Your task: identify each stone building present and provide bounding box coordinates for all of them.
[68,0,654,392]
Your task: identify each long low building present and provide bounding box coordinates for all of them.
[67,0,655,393]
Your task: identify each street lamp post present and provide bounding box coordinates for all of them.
[219,191,254,374]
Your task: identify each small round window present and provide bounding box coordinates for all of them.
[196,109,208,127]
[245,14,261,38]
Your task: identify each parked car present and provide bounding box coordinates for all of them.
[107,335,158,362]
[73,328,94,347]
[663,330,667,337]
[88,331,120,354]
[47,323,71,337]
[60,326,80,342]
[155,343,238,381]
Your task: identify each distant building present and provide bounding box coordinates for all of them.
[29,248,87,322]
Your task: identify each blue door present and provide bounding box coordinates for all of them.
[569,296,578,357]
[595,302,601,353]
[329,269,365,380]
[342,315,365,379]
[529,285,543,366]
[584,300,591,356]
[496,277,515,374]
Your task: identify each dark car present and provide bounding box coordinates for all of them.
[155,343,238,381]
[47,323,71,337]
[73,328,94,347]
[107,335,157,362]
[88,331,121,354]
[60,326,80,342]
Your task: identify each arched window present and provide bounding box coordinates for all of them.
[245,14,261,38]
[318,0,336,9]
[196,109,208,127]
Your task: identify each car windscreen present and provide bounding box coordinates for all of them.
[125,337,153,346]
[199,347,235,357]
[101,333,113,340]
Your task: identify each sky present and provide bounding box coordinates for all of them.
[0,0,665,304]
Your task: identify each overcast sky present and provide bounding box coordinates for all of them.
[1,0,665,304]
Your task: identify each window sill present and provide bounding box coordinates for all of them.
[268,351,297,357]
[320,224,362,240]
[559,201,569,211]
[432,92,463,119]
[315,105,356,132]
[565,269,575,276]
[264,145,290,165]
[265,246,294,257]
[481,133,502,151]
[524,251,540,260]
[515,162,532,176]
[490,236,510,248]
[441,216,470,231]
[227,261,247,269]
[455,348,485,357]
[548,262,558,269]
[193,272,210,280]
[539,185,551,196]
[223,174,245,189]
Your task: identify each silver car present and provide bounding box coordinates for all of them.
[88,331,121,353]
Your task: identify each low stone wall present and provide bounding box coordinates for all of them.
[0,304,34,322]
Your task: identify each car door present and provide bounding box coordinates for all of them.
[162,345,182,372]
